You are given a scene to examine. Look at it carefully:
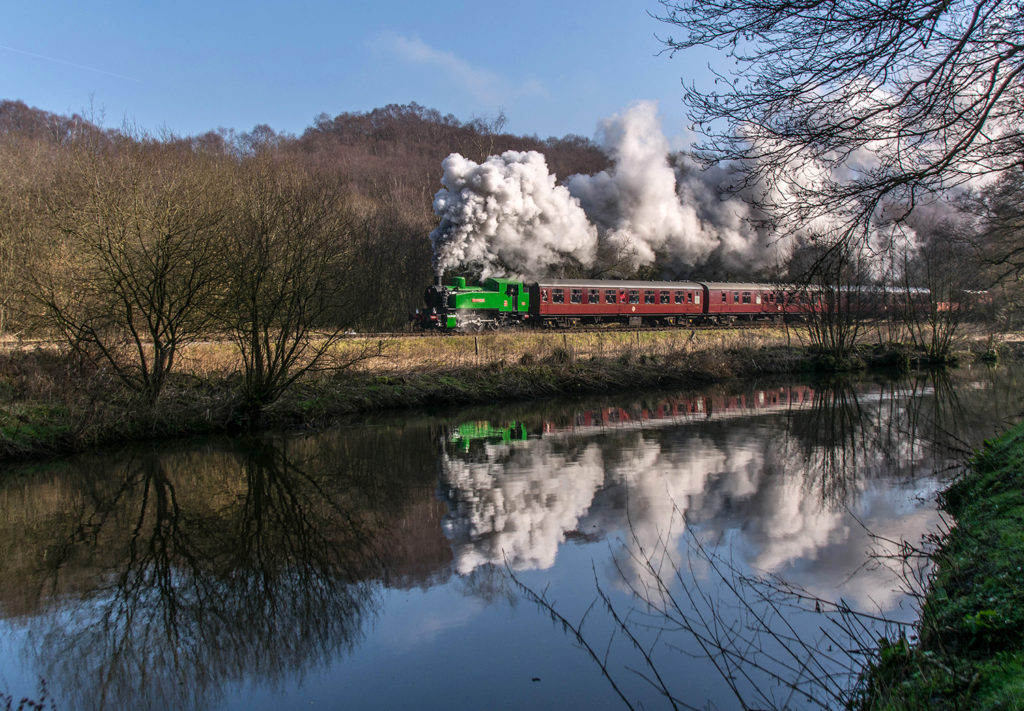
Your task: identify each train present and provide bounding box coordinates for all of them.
[412,276,932,331]
[446,385,819,454]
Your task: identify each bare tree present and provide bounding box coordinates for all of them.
[0,132,63,339]
[897,221,980,360]
[0,143,31,338]
[966,166,1024,323]
[221,157,383,421]
[656,0,1024,247]
[33,141,229,402]
[790,240,873,362]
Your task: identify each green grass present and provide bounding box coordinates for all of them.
[855,422,1024,710]
[0,404,73,452]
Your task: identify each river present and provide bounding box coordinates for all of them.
[0,366,1020,710]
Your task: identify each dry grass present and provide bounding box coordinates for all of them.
[343,327,796,373]
[3,322,1013,381]
[12,327,794,379]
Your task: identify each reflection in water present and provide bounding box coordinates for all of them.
[435,369,1022,707]
[2,439,390,711]
[438,378,962,606]
[0,367,1019,710]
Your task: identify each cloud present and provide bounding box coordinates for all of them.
[375,32,547,105]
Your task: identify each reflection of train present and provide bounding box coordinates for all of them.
[414,276,931,331]
[446,385,818,455]
[541,385,817,436]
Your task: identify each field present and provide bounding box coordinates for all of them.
[155,322,1017,375]
[0,325,795,378]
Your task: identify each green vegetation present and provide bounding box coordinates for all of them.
[855,421,1024,710]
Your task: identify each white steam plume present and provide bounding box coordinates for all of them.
[430,101,784,278]
[430,100,969,279]
[430,151,597,275]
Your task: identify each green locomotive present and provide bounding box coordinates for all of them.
[414,276,531,331]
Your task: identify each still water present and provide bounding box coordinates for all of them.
[0,367,1020,710]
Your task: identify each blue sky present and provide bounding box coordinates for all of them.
[2,0,721,144]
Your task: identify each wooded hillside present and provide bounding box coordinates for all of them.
[0,99,609,335]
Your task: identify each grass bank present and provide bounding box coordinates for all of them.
[0,328,1014,462]
[855,421,1024,710]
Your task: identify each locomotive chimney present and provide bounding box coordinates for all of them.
[434,274,442,286]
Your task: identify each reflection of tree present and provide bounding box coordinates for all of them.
[788,377,871,506]
[784,373,974,507]
[26,439,380,711]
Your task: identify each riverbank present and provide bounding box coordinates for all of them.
[0,334,1016,462]
[855,421,1024,710]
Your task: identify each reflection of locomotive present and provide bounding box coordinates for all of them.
[413,276,931,331]
[448,421,528,453]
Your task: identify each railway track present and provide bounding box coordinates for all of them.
[362,320,789,338]
[0,320,789,353]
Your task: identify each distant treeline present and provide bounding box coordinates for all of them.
[0,99,609,336]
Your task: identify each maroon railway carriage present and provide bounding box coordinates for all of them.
[702,282,790,322]
[530,279,705,327]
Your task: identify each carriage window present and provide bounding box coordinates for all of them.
[695,292,700,304]
[570,289,582,304]
[755,293,762,304]
[742,291,752,304]
[628,290,640,304]
[644,290,656,304]
[660,291,670,304]
[541,289,548,303]
[552,289,564,303]
[674,291,684,304]
[606,290,618,303]
[588,289,600,303]
[687,292,694,303]
[734,291,740,303]
[721,292,727,303]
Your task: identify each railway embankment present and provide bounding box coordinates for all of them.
[0,335,1017,462]
[855,421,1024,710]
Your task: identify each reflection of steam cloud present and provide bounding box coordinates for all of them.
[441,441,605,574]
[438,379,968,610]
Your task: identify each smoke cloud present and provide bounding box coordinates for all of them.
[430,101,785,278]
[430,151,598,276]
[430,100,975,280]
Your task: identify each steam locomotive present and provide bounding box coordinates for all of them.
[412,276,931,331]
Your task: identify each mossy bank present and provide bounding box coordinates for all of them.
[855,421,1024,710]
